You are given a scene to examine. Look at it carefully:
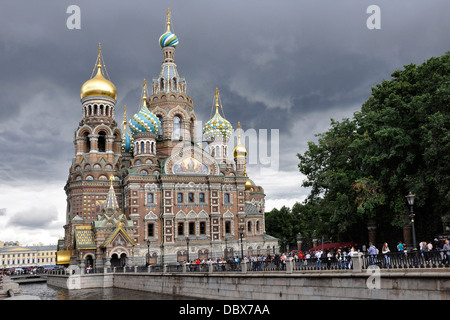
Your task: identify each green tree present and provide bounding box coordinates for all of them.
[296,52,450,243]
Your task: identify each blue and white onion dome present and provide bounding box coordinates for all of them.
[159,31,179,48]
[129,105,161,135]
[203,109,233,140]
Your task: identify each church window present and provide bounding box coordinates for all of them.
[160,78,164,91]
[177,223,184,236]
[224,193,230,203]
[147,193,154,204]
[248,221,252,233]
[199,222,206,235]
[189,222,195,235]
[84,132,90,152]
[157,116,163,137]
[225,221,231,234]
[199,193,205,203]
[188,192,194,203]
[141,141,145,154]
[256,221,260,233]
[98,131,106,152]
[147,224,154,238]
[177,193,183,203]
[173,116,181,140]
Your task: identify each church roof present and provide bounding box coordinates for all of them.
[74,226,96,250]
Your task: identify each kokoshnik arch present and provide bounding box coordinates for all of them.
[56,9,279,269]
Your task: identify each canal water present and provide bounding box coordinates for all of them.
[19,282,195,300]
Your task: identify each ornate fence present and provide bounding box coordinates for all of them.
[51,250,449,276]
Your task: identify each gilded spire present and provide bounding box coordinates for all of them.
[214,87,220,113]
[166,8,172,32]
[142,79,148,107]
[123,105,127,127]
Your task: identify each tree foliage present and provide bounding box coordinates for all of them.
[292,52,450,244]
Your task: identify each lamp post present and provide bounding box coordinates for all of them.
[406,192,417,250]
[146,239,151,266]
[186,237,190,262]
[297,232,303,252]
[239,227,244,261]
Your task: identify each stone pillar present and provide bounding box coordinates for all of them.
[241,260,247,273]
[351,252,363,272]
[286,257,294,274]
[89,134,99,153]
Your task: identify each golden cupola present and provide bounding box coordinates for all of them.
[233,121,247,158]
[80,43,117,100]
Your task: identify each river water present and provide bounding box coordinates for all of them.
[19,282,194,300]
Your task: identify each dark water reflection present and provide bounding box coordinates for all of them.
[20,282,195,300]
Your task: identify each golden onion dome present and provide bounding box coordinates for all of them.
[81,63,117,100]
[233,121,247,158]
[233,143,247,158]
[245,178,253,190]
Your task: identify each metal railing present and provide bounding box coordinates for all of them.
[361,250,450,269]
[48,250,449,276]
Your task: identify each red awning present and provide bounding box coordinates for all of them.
[308,242,358,252]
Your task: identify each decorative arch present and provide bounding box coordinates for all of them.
[167,105,189,120]
[93,125,113,136]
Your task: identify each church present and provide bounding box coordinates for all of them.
[56,9,278,269]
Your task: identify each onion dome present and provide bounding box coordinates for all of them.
[245,178,253,191]
[129,80,161,135]
[203,88,233,140]
[159,31,179,48]
[80,43,117,100]
[233,122,247,158]
[159,8,179,48]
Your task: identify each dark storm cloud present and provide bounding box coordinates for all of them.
[8,206,59,229]
[0,0,449,187]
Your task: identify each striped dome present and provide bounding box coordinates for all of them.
[203,110,233,140]
[129,105,161,135]
[122,128,134,153]
[159,31,179,48]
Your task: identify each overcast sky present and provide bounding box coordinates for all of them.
[0,0,448,246]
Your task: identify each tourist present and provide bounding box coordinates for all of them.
[442,240,450,265]
[347,247,355,269]
[315,250,322,270]
[382,242,390,269]
[336,249,343,269]
[368,242,377,265]
[326,251,332,269]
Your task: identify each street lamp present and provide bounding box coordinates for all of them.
[146,239,151,266]
[406,192,417,250]
[239,226,244,261]
[297,232,303,252]
[186,237,190,262]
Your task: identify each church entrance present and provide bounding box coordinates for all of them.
[111,253,127,267]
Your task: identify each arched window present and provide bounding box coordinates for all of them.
[141,141,145,154]
[160,78,164,91]
[157,116,163,137]
[173,116,181,140]
[98,131,106,152]
[84,132,91,152]
[173,77,177,91]
[248,221,252,232]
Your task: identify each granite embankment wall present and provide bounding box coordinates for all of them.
[48,270,450,300]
